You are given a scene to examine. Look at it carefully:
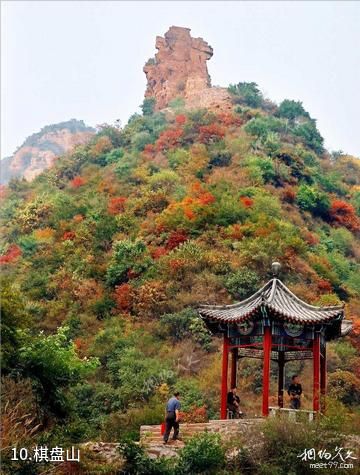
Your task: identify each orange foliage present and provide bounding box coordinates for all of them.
[108,197,127,215]
[198,123,225,143]
[90,136,112,157]
[0,244,22,265]
[156,127,183,151]
[303,230,320,246]
[151,246,168,259]
[70,176,86,188]
[179,406,208,423]
[143,143,156,158]
[34,227,55,240]
[184,207,196,220]
[228,224,244,240]
[0,185,8,199]
[114,283,134,312]
[198,192,215,205]
[240,196,254,208]
[282,187,296,203]
[216,112,243,126]
[73,214,84,223]
[329,200,360,232]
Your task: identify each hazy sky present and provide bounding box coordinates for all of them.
[2,1,360,157]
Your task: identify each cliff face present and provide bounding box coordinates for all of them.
[144,26,232,111]
[1,119,95,184]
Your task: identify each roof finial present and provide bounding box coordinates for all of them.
[271,261,281,277]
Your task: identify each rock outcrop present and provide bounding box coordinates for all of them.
[1,119,95,184]
[144,26,232,111]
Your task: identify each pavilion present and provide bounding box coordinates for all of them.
[198,263,353,418]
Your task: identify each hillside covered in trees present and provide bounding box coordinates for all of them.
[1,80,360,472]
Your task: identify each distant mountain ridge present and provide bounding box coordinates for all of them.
[1,119,95,184]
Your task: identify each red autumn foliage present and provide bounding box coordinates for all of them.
[317,279,332,293]
[143,143,155,156]
[303,231,320,246]
[198,123,225,143]
[62,231,76,241]
[240,196,254,208]
[168,258,184,271]
[151,247,168,259]
[73,214,84,223]
[114,283,134,312]
[216,112,243,126]
[156,128,183,151]
[229,224,244,240]
[127,268,140,280]
[329,200,360,232]
[0,244,22,265]
[166,230,188,250]
[71,176,86,188]
[144,143,155,153]
[0,185,7,200]
[175,114,187,125]
[179,406,208,423]
[282,187,296,203]
[108,197,127,215]
[198,192,216,205]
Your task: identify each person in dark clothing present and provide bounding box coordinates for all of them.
[287,375,302,409]
[163,391,181,444]
[227,386,242,418]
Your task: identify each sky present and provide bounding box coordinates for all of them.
[1,1,360,158]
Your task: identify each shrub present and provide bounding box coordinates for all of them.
[328,370,360,406]
[329,199,360,232]
[141,97,156,116]
[119,440,173,475]
[18,326,99,417]
[106,240,152,287]
[159,309,211,349]
[177,432,225,474]
[278,99,310,121]
[209,149,232,168]
[225,268,260,300]
[244,116,285,138]
[228,82,263,108]
[296,185,330,217]
[70,176,86,188]
[131,131,154,151]
[293,119,324,154]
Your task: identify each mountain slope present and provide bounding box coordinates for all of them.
[1,27,360,469]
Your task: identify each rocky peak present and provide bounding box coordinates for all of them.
[1,119,95,184]
[144,26,231,111]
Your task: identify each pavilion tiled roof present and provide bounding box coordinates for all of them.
[198,278,345,325]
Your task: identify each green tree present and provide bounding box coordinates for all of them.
[293,120,324,154]
[278,99,310,121]
[296,184,330,217]
[225,268,260,300]
[106,239,152,286]
[228,82,263,108]
[18,326,99,417]
[141,97,156,116]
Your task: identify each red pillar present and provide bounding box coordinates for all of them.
[313,333,320,412]
[230,348,238,389]
[278,351,285,408]
[220,333,229,419]
[262,325,272,416]
[320,344,327,413]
